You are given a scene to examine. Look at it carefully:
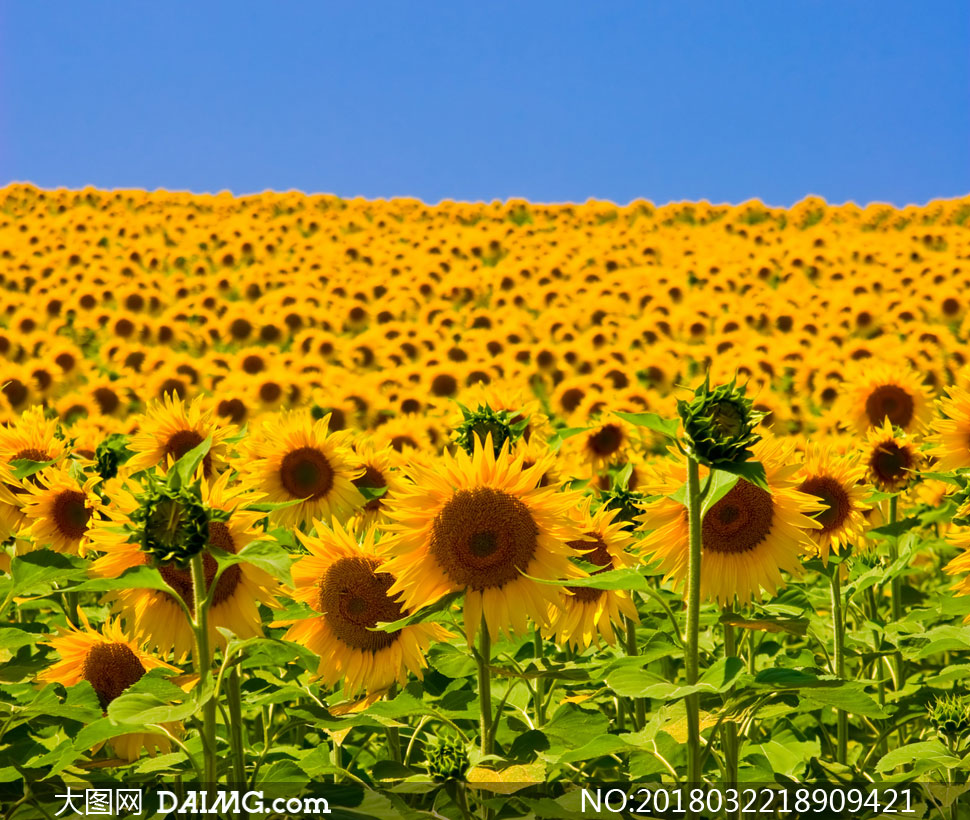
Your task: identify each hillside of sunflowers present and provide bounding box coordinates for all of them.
[4,183,970,818]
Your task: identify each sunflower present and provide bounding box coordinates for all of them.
[794,443,871,562]
[240,410,364,528]
[544,499,640,649]
[18,468,103,555]
[277,519,448,697]
[945,522,970,619]
[843,363,933,434]
[864,418,922,493]
[89,471,277,659]
[126,394,235,477]
[38,612,179,761]
[636,437,824,605]
[577,416,633,475]
[928,385,970,472]
[383,437,586,643]
[349,440,404,527]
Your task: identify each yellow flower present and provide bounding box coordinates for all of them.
[18,467,103,555]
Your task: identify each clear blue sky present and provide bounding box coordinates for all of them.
[2,2,967,206]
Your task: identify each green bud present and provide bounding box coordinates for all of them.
[599,486,647,530]
[95,433,134,481]
[130,478,211,567]
[452,403,529,457]
[677,376,764,468]
[424,734,468,781]
[930,695,970,738]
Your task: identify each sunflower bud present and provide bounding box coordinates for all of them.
[929,695,970,739]
[599,486,647,530]
[424,735,469,781]
[677,377,764,467]
[453,403,528,457]
[95,433,134,481]
[130,479,211,567]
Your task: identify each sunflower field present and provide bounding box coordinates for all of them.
[3,184,970,819]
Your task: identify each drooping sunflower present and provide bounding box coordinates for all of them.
[240,410,364,528]
[17,468,103,555]
[544,498,640,650]
[928,385,970,473]
[864,418,922,493]
[383,437,586,643]
[278,519,448,697]
[636,437,824,605]
[89,471,277,659]
[843,363,934,434]
[126,393,236,477]
[38,613,179,761]
[794,443,871,562]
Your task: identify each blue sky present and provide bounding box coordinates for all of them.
[1,2,967,206]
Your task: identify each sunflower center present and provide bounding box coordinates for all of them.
[701,480,774,554]
[82,641,147,711]
[318,556,403,652]
[14,447,51,463]
[390,435,418,452]
[711,400,745,439]
[589,424,623,457]
[158,525,242,608]
[279,447,334,500]
[869,441,913,484]
[52,490,91,539]
[865,384,914,428]
[566,533,612,602]
[429,487,539,590]
[798,475,850,532]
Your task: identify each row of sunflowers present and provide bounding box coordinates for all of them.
[2,186,970,819]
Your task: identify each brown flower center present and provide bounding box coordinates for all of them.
[865,384,915,429]
[430,488,539,590]
[92,387,120,415]
[163,429,211,475]
[318,556,402,652]
[82,642,147,710]
[279,447,334,500]
[52,490,91,539]
[353,464,387,512]
[588,424,624,458]
[869,441,914,487]
[701,480,774,554]
[158,523,242,608]
[566,533,612,602]
[798,475,850,533]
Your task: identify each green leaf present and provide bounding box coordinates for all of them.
[172,435,212,487]
[243,497,307,513]
[869,516,921,539]
[8,550,88,597]
[133,751,188,774]
[612,411,679,440]
[211,540,294,585]
[64,564,176,594]
[803,685,887,719]
[745,729,820,777]
[526,566,650,592]
[714,459,768,490]
[370,590,462,633]
[0,626,44,650]
[719,613,809,636]
[427,643,478,679]
[9,458,57,480]
[107,692,198,724]
[700,470,740,517]
[876,741,960,774]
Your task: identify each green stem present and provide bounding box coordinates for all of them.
[626,618,646,732]
[685,456,703,792]
[887,496,905,690]
[477,617,493,758]
[722,618,739,793]
[226,666,247,789]
[830,566,848,765]
[190,552,217,784]
[63,591,79,627]
[532,629,546,728]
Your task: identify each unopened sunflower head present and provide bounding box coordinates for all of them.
[452,402,528,457]
[128,478,221,567]
[676,376,764,468]
[929,694,970,739]
[423,734,469,781]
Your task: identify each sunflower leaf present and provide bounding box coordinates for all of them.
[357,485,388,502]
[244,497,307,512]
[371,590,463,633]
[522,567,650,592]
[713,459,767,490]
[9,457,58,480]
[108,692,199,724]
[209,540,294,585]
[868,516,921,539]
[612,411,680,440]
[545,426,591,452]
[63,564,176,594]
[171,434,212,488]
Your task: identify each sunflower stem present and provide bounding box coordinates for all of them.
[532,629,546,728]
[722,617,739,794]
[685,455,703,794]
[477,616,494,758]
[226,666,247,789]
[887,495,905,690]
[625,618,646,732]
[830,565,848,765]
[63,591,79,627]
[189,552,218,785]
